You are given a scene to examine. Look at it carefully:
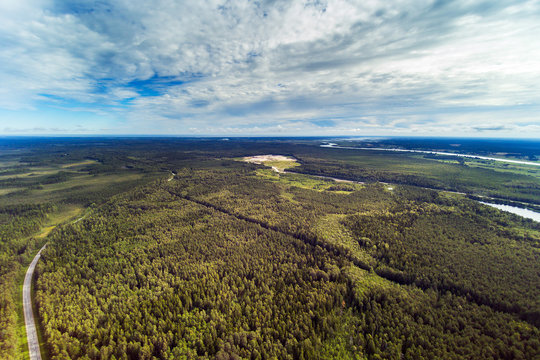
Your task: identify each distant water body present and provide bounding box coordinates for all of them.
[320,143,540,222]
[320,143,540,167]
[480,203,540,222]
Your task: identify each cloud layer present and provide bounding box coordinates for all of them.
[1,0,539,136]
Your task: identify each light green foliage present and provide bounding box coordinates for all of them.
[257,170,362,192]
[2,139,539,359]
[35,163,540,359]
[0,142,162,359]
[294,148,540,205]
[315,215,376,268]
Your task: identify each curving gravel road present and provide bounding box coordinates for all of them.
[23,244,46,360]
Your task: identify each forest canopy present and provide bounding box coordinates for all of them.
[1,138,539,359]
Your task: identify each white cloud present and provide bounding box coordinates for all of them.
[0,0,539,136]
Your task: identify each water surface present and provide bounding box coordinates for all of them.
[480,202,540,222]
[321,144,540,167]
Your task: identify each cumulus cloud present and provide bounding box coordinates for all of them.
[0,0,539,136]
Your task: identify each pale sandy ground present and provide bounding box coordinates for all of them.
[242,155,297,173]
[242,155,296,163]
[241,155,365,181]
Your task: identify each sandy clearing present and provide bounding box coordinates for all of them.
[242,155,296,163]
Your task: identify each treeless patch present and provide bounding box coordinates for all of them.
[242,155,296,163]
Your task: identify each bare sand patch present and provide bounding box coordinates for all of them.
[242,155,296,163]
[240,155,299,173]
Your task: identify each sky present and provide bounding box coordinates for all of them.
[0,0,539,137]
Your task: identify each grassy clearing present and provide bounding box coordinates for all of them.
[45,204,84,227]
[36,226,55,239]
[0,169,60,180]
[265,160,300,172]
[2,173,145,206]
[256,169,363,192]
[315,214,376,268]
[61,160,98,168]
[465,160,540,180]
[257,169,330,190]
[413,152,540,182]
[343,265,397,298]
[0,187,23,195]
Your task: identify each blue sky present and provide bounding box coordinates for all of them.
[0,0,539,137]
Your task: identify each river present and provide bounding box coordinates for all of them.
[299,169,540,221]
[480,203,540,222]
[308,145,540,222]
[320,143,540,167]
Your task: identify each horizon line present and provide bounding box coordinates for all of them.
[1,134,540,140]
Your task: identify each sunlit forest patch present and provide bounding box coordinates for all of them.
[34,161,540,359]
[1,138,539,359]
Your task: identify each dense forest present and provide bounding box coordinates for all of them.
[38,161,540,359]
[0,203,55,356]
[0,139,163,359]
[1,138,539,359]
